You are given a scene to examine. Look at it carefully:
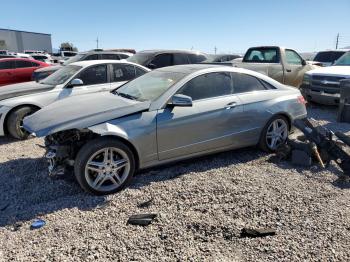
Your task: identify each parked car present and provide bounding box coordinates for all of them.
[0,54,16,59]
[229,46,319,87]
[23,65,307,195]
[33,50,132,81]
[0,60,149,139]
[300,51,350,105]
[203,54,242,63]
[312,50,348,67]
[127,50,209,69]
[30,54,54,64]
[0,58,48,86]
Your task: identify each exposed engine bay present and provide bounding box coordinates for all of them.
[44,129,97,176]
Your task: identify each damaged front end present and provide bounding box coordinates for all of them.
[44,129,96,177]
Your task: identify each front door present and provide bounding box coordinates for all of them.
[156,72,244,160]
[283,49,305,87]
[58,64,110,100]
[0,60,15,85]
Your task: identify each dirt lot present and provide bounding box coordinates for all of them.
[1,105,350,261]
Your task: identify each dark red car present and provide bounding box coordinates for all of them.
[0,58,49,86]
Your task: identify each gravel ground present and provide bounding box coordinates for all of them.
[1,105,350,261]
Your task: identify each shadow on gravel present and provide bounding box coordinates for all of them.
[0,137,18,146]
[132,146,264,189]
[0,156,106,228]
[267,155,350,189]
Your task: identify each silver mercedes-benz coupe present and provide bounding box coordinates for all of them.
[23,65,307,195]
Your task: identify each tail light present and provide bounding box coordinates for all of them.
[297,95,307,105]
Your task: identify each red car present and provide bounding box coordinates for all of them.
[0,58,49,86]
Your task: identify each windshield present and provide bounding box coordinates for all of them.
[63,54,85,65]
[334,52,350,66]
[40,65,82,85]
[127,53,153,65]
[314,51,345,63]
[114,70,185,101]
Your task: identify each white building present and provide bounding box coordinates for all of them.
[0,28,52,53]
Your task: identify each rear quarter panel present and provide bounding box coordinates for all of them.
[237,89,306,144]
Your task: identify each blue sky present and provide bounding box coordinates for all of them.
[1,0,349,54]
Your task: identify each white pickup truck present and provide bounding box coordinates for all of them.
[300,51,350,105]
[230,46,319,87]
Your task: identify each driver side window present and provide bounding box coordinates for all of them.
[178,72,233,101]
[285,50,302,65]
[78,65,107,86]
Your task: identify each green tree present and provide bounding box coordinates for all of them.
[59,42,78,51]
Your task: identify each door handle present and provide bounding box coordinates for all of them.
[286,69,292,72]
[225,102,237,109]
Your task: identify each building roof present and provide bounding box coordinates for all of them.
[0,28,51,36]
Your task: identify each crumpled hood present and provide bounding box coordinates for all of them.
[0,81,54,101]
[23,92,151,137]
[307,66,350,77]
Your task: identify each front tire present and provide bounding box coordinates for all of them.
[74,137,136,195]
[7,106,38,139]
[259,115,289,152]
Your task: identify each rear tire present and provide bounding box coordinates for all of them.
[74,137,136,195]
[259,115,289,152]
[7,106,38,140]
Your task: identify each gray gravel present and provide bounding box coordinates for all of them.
[1,105,350,261]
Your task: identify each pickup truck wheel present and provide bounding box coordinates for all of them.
[259,115,289,152]
[74,138,135,195]
[7,106,38,140]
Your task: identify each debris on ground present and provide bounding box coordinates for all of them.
[127,214,157,226]
[137,198,154,208]
[240,228,276,238]
[30,219,46,230]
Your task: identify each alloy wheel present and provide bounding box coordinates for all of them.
[84,147,130,192]
[265,119,288,150]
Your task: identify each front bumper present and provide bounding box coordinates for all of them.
[300,84,340,106]
[0,106,12,136]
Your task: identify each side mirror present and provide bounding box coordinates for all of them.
[301,59,307,66]
[170,94,193,107]
[68,78,83,88]
[147,63,156,69]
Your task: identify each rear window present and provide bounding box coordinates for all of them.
[244,48,279,63]
[15,60,35,68]
[313,51,346,63]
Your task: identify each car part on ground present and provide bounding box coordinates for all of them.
[240,228,276,238]
[23,65,306,195]
[127,213,157,226]
[277,118,350,177]
[0,60,150,139]
[300,51,350,105]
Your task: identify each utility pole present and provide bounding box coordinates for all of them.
[336,33,339,49]
[96,37,99,49]
[214,46,217,54]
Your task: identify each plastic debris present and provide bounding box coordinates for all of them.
[30,219,46,230]
[127,213,157,226]
[137,198,154,208]
[240,228,276,238]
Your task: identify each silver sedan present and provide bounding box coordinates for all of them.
[24,65,307,195]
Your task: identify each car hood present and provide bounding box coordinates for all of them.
[35,65,62,73]
[307,66,350,76]
[23,92,151,137]
[0,81,55,101]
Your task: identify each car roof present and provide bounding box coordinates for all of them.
[0,58,38,62]
[69,59,149,68]
[78,50,128,55]
[137,49,206,55]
